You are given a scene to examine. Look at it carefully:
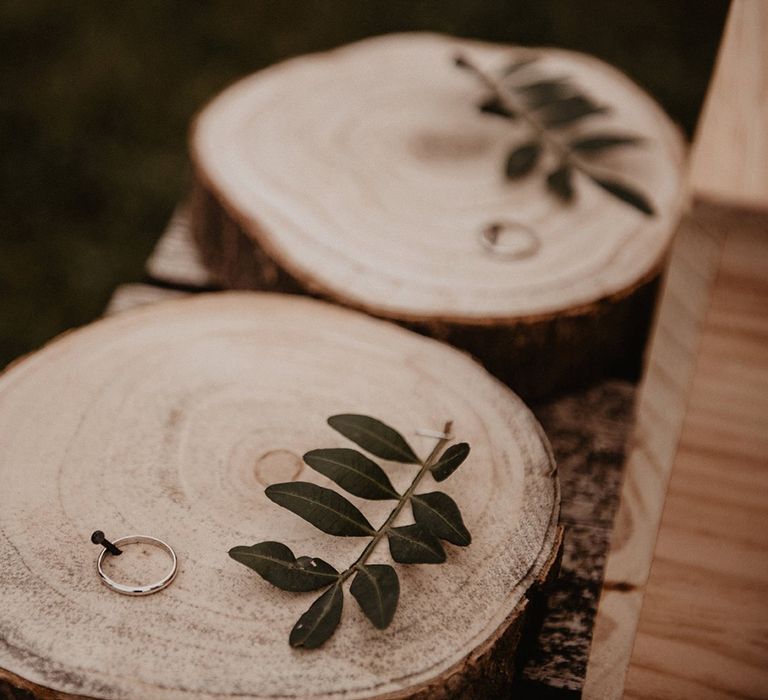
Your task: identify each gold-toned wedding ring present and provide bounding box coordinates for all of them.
[96,535,178,596]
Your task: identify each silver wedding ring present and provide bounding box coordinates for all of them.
[480,221,541,260]
[97,535,178,596]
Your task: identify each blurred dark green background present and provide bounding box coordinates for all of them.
[0,1,728,368]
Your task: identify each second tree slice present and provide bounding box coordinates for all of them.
[190,33,686,397]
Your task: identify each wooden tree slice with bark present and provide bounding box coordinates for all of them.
[0,293,560,700]
[190,33,686,399]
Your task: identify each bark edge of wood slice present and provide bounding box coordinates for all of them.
[0,292,561,700]
[189,32,687,399]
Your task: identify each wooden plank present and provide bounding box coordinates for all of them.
[583,204,726,698]
[623,210,768,699]
[689,0,768,208]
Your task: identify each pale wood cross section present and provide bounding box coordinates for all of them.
[0,292,562,699]
[189,33,687,400]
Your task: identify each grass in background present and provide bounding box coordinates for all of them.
[0,0,728,367]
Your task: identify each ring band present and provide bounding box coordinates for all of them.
[97,535,178,596]
[480,221,541,260]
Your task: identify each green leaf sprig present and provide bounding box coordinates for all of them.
[456,53,654,216]
[229,414,472,648]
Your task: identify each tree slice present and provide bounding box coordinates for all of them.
[0,293,560,700]
[190,33,686,398]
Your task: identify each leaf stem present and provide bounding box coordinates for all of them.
[338,420,453,584]
[455,53,608,181]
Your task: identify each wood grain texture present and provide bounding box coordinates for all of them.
[190,32,686,398]
[623,208,768,699]
[0,293,560,700]
[582,202,727,699]
[689,0,768,208]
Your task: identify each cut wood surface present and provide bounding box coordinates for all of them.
[190,32,687,398]
[0,293,560,700]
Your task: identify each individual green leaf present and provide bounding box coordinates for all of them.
[265,482,374,536]
[431,443,470,482]
[478,96,516,119]
[388,523,446,564]
[228,541,338,592]
[350,564,400,629]
[505,142,541,179]
[569,133,642,153]
[304,448,399,500]
[590,176,655,215]
[289,583,343,648]
[412,492,472,546]
[546,164,574,202]
[515,78,573,109]
[411,492,472,547]
[538,95,607,128]
[327,414,419,463]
